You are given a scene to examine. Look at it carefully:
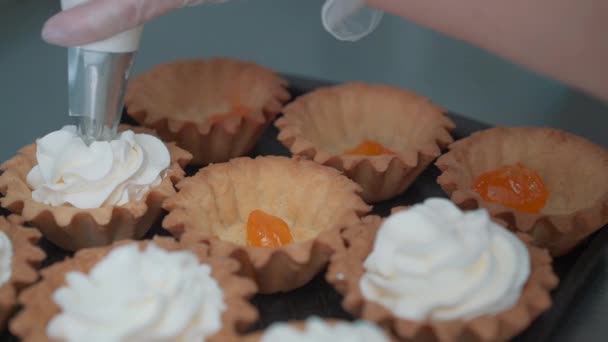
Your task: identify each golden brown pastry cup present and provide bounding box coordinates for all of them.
[0,215,45,328]
[436,127,608,256]
[10,236,258,342]
[125,58,291,165]
[0,125,192,251]
[275,82,455,203]
[326,215,559,342]
[163,155,370,294]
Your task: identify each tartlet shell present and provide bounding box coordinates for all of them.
[163,155,370,293]
[0,215,45,328]
[125,58,291,165]
[436,127,608,256]
[275,82,455,203]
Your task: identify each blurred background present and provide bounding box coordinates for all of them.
[0,0,606,160]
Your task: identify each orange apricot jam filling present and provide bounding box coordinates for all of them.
[345,140,395,156]
[472,163,548,213]
[246,210,294,248]
[208,104,251,123]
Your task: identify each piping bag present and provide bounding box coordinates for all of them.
[63,0,143,144]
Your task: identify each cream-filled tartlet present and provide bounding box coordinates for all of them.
[244,317,391,341]
[0,216,45,328]
[327,198,558,341]
[27,126,170,209]
[10,237,258,342]
[0,125,191,250]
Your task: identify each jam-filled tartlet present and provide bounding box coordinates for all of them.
[125,58,291,165]
[10,237,258,342]
[275,82,454,203]
[327,198,558,342]
[243,317,392,341]
[163,156,370,293]
[436,127,608,256]
[0,215,45,327]
[0,125,191,251]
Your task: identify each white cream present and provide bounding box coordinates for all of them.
[360,198,530,321]
[0,231,13,287]
[261,317,389,342]
[47,243,225,342]
[26,125,170,209]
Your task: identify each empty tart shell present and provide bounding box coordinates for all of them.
[10,237,258,342]
[163,155,370,294]
[125,58,291,165]
[436,127,608,256]
[326,215,558,342]
[0,125,192,251]
[0,215,45,327]
[275,82,455,203]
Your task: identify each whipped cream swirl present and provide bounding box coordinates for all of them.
[261,317,389,342]
[27,125,170,209]
[0,231,12,287]
[360,198,530,321]
[47,243,225,342]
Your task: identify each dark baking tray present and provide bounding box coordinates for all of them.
[2,75,607,341]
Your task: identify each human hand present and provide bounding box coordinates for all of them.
[368,0,608,101]
[42,0,226,47]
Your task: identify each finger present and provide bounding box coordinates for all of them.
[42,0,183,46]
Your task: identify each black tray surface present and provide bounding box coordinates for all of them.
[2,76,607,341]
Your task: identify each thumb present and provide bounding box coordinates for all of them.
[41,0,188,47]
